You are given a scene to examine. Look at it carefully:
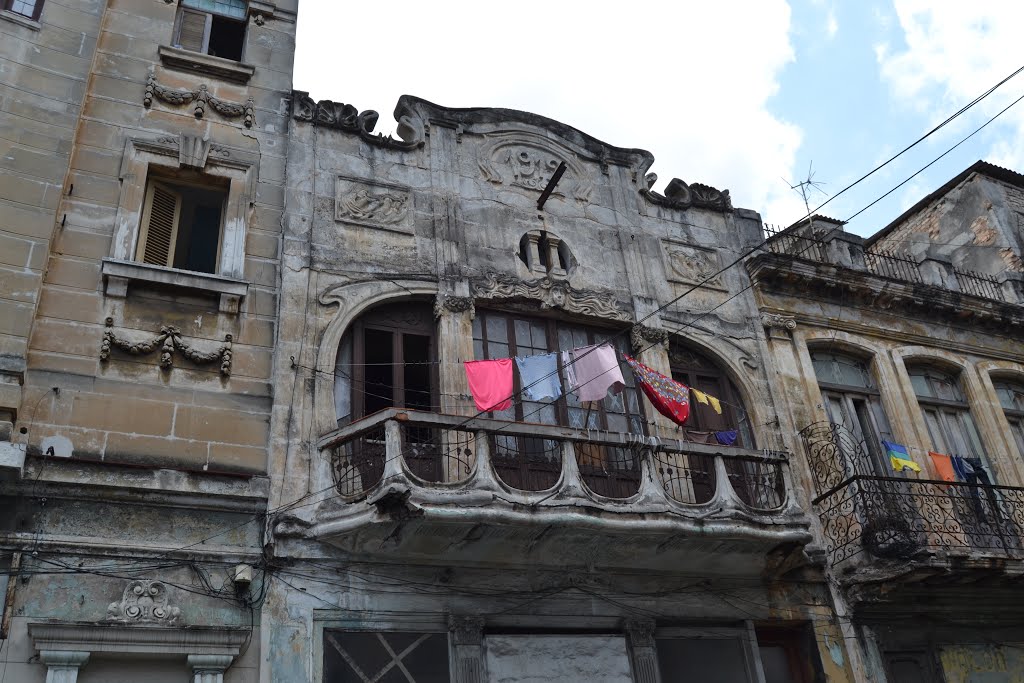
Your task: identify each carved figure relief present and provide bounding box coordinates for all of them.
[144,69,254,128]
[661,239,725,289]
[100,318,232,375]
[106,580,181,625]
[471,272,631,322]
[291,91,424,151]
[335,176,413,233]
[478,133,593,203]
[642,178,732,212]
[434,294,475,319]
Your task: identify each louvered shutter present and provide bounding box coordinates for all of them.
[137,182,182,267]
[175,8,211,53]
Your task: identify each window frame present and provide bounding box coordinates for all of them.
[3,0,43,21]
[171,1,248,62]
[134,174,229,275]
[994,378,1024,458]
[669,341,754,447]
[907,365,988,463]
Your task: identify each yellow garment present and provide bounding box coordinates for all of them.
[890,455,921,473]
[707,395,723,415]
[691,388,709,405]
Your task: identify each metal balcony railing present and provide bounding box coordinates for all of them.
[953,267,1003,300]
[319,409,792,513]
[815,475,1024,565]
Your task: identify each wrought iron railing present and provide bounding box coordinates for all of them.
[763,223,830,262]
[954,267,1004,301]
[864,249,923,283]
[815,475,1024,564]
[319,409,792,513]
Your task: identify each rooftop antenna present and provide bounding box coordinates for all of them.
[784,161,827,229]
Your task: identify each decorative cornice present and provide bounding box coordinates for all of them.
[291,91,423,151]
[145,68,254,128]
[106,580,181,626]
[29,623,249,656]
[630,325,669,353]
[641,177,733,213]
[434,295,475,319]
[101,317,232,375]
[470,272,632,322]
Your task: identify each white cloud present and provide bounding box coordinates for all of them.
[877,2,1024,169]
[294,1,803,225]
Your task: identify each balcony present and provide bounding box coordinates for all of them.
[307,409,811,573]
[802,423,1024,585]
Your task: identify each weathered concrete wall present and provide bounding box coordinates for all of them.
[485,635,632,683]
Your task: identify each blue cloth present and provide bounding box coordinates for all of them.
[515,353,562,401]
[951,455,975,481]
[715,430,738,446]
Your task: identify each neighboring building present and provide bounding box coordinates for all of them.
[0,0,296,680]
[749,162,1024,682]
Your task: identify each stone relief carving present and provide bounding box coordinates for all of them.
[661,239,725,289]
[100,317,233,375]
[106,580,181,625]
[471,272,631,322]
[761,313,797,331]
[478,134,593,202]
[335,176,412,232]
[434,295,475,319]
[642,177,732,212]
[630,325,669,353]
[448,615,485,645]
[144,69,254,128]
[291,91,424,151]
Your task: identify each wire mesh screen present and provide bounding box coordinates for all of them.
[575,444,642,499]
[331,426,386,499]
[725,458,785,510]
[401,424,476,485]
[490,435,563,491]
[653,451,716,504]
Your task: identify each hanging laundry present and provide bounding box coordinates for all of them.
[882,440,921,473]
[464,358,513,412]
[623,355,690,426]
[707,395,723,415]
[715,430,739,446]
[927,452,956,483]
[691,388,710,405]
[564,344,625,402]
[683,429,718,445]
[514,353,562,401]
[951,455,975,482]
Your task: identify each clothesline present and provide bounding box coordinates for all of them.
[883,439,991,485]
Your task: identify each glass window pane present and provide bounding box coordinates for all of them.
[324,631,450,683]
[485,316,508,345]
[10,0,37,16]
[657,638,750,683]
[760,645,797,683]
[181,0,247,19]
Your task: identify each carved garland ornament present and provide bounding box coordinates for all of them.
[100,318,232,375]
[291,91,423,151]
[471,272,631,322]
[106,580,181,626]
[145,69,255,128]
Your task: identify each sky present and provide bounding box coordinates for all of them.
[293,1,1024,237]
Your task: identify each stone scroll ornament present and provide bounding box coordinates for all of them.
[471,272,631,322]
[641,175,732,212]
[144,68,255,128]
[106,580,181,626]
[291,91,423,151]
[100,317,232,375]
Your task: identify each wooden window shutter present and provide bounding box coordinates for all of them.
[174,8,211,53]
[137,182,182,268]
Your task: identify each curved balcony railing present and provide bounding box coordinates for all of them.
[318,409,798,514]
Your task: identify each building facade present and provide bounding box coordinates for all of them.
[3,2,1024,682]
[749,162,1024,682]
[0,0,296,680]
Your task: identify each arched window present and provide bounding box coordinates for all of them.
[811,350,892,475]
[908,365,988,469]
[334,301,437,425]
[472,309,646,497]
[994,378,1024,457]
[669,342,752,447]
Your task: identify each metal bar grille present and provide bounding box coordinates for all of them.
[954,267,1004,300]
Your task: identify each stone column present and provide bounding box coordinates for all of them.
[434,295,476,416]
[545,235,566,277]
[526,233,544,274]
[40,651,89,683]
[449,615,486,683]
[188,654,234,683]
[624,619,661,683]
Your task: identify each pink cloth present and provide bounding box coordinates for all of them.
[464,359,513,412]
[566,344,625,402]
